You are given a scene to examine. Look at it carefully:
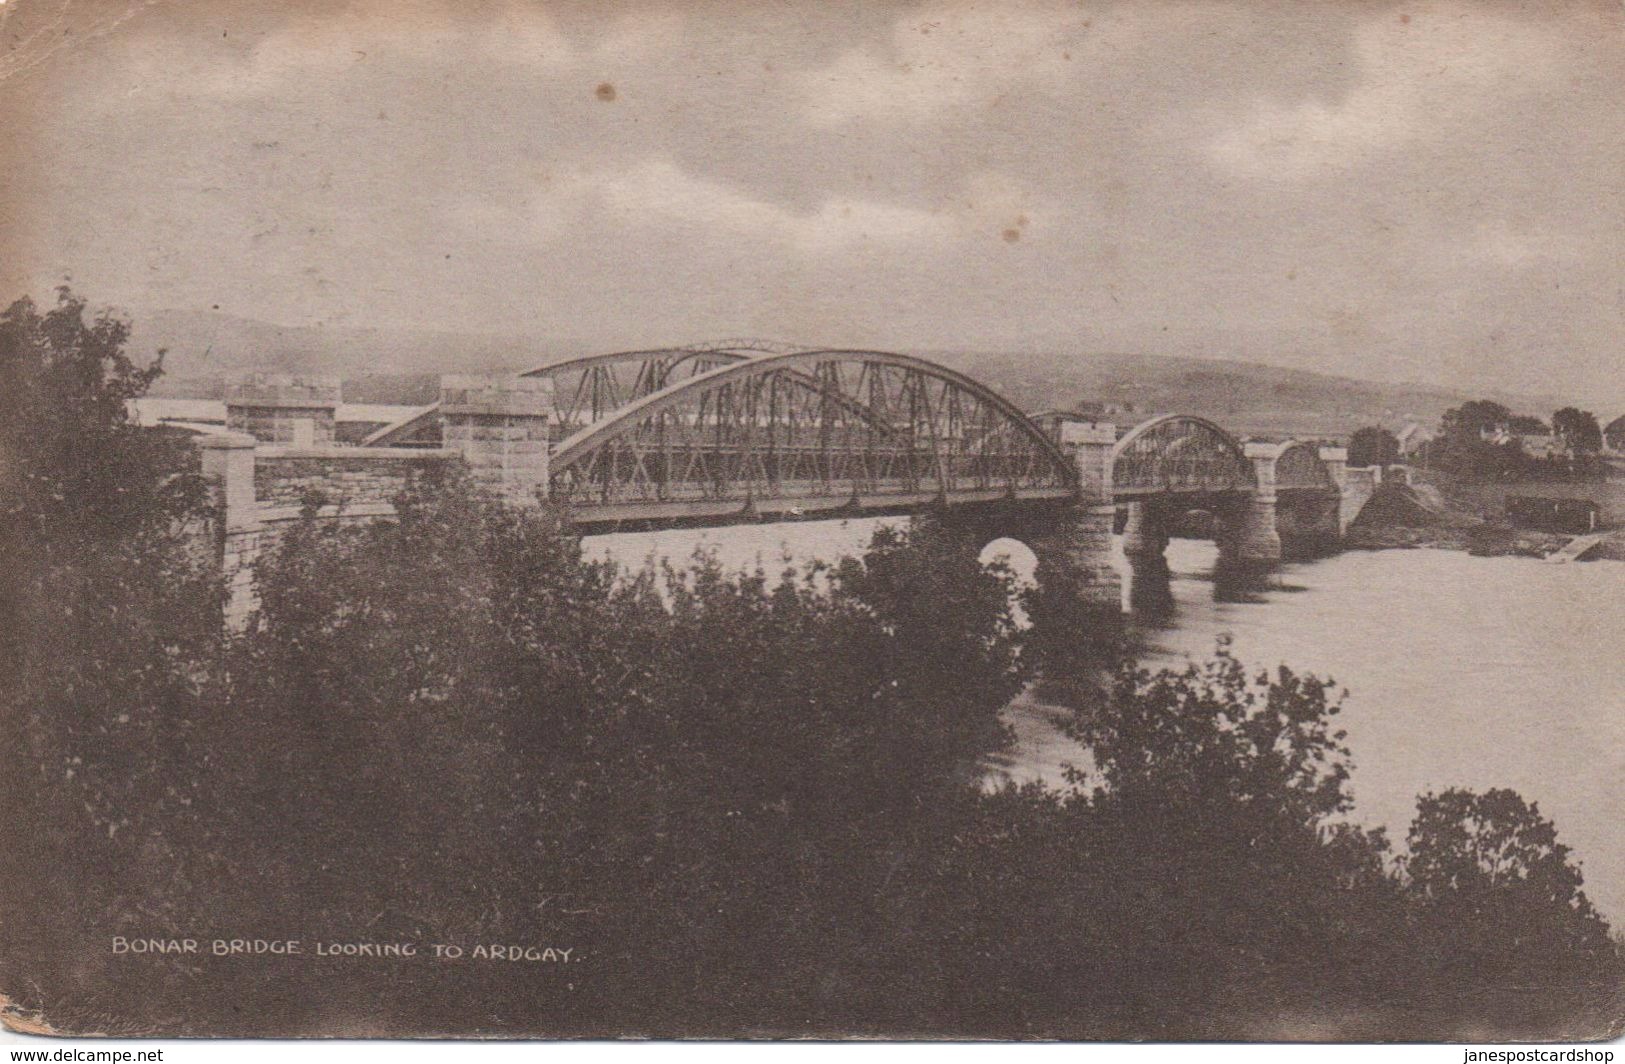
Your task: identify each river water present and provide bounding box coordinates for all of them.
[583,519,1625,922]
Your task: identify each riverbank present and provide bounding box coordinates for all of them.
[1345,471,1625,560]
[1344,523,1625,560]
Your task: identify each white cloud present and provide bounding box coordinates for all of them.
[796,1,1110,126]
[456,159,1052,254]
[128,1,673,98]
[1209,6,1565,178]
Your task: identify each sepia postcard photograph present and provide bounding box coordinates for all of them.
[1,0,1623,1045]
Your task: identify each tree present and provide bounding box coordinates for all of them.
[0,288,219,820]
[199,478,1031,1030]
[0,289,220,1023]
[1404,788,1617,988]
[1038,648,1399,1027]
[1551,407,1602,454]
[1441,399,1512,439]
[1430,400,1543,481]
[1348,426,1400,468]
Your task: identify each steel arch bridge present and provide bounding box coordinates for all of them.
[1109,414,1255,497]
[361,345,1341,533]
[545,348,1079,526]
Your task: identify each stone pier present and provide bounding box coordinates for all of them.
[925,499,1122,614]
[1215,441,1284,566]
[225,375,341,446]
[1338,463,1382,534]
[1121,500,1170,567]
[198,432,262,626]
[439,375,554,507]
[1119,499,1176,609]
[1050,419,1124,610]
[919,421,1121,611]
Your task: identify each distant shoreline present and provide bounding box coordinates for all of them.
[1344,524,1625,562]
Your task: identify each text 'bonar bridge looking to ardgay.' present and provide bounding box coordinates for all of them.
[192,343,1384,624]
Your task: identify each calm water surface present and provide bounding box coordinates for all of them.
[584,520,1625,921]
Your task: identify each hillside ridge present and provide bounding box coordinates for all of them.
[129,309,1571,439]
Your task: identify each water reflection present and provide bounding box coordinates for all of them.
[1125,553,1176,615]
[1209,559,1276,604]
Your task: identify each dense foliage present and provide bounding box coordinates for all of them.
[3,293,1620,1040]
[1,292,222,1030]
[1552,408,1603,456]
[1423,400,1609,481]
[1348,426,1400,469]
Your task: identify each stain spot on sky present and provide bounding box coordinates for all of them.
[595,82,617,102]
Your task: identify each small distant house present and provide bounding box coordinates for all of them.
[1520,433,1560,459]
[1395,422,1435,457]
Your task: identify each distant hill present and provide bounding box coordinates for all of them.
[129,309,1566,440]
[923,349,1564,439]
[129,309,575,381]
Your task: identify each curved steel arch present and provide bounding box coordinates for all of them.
[518,345,767,430]
[1272,440,1335,490]
[549,349,1077,518]
[359,341,914,450]
[517,344,756,380]
[362,345,760,447]
[1109,414,1253,495]
[516,340,806,382]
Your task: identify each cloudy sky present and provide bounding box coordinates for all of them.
[2,0,1621,403]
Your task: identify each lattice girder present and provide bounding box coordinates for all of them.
[1110,415,1254,496]
[547,350,1077,513]
[1273,441,1335,490]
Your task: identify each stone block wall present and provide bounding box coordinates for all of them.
[440,375,553,507]
[196,434,457,626]
[1057,420,1117,501]
[253,449,454,508]
[1340,466,1381,533]
[225,375,341,445]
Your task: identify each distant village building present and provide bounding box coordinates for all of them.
[1395,422,1434,457]
[1473,420,1561,457]
[1520,433,1561,459]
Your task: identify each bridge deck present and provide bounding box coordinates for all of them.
[564,486,1077,533]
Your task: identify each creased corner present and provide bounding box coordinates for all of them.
[0,990,61,1037]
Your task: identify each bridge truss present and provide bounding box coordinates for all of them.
[364,342,789,447]
[1272,441,1336,491]
[518,341,800,436]
[547,349,1078,525]
[1111,415,1255,497]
